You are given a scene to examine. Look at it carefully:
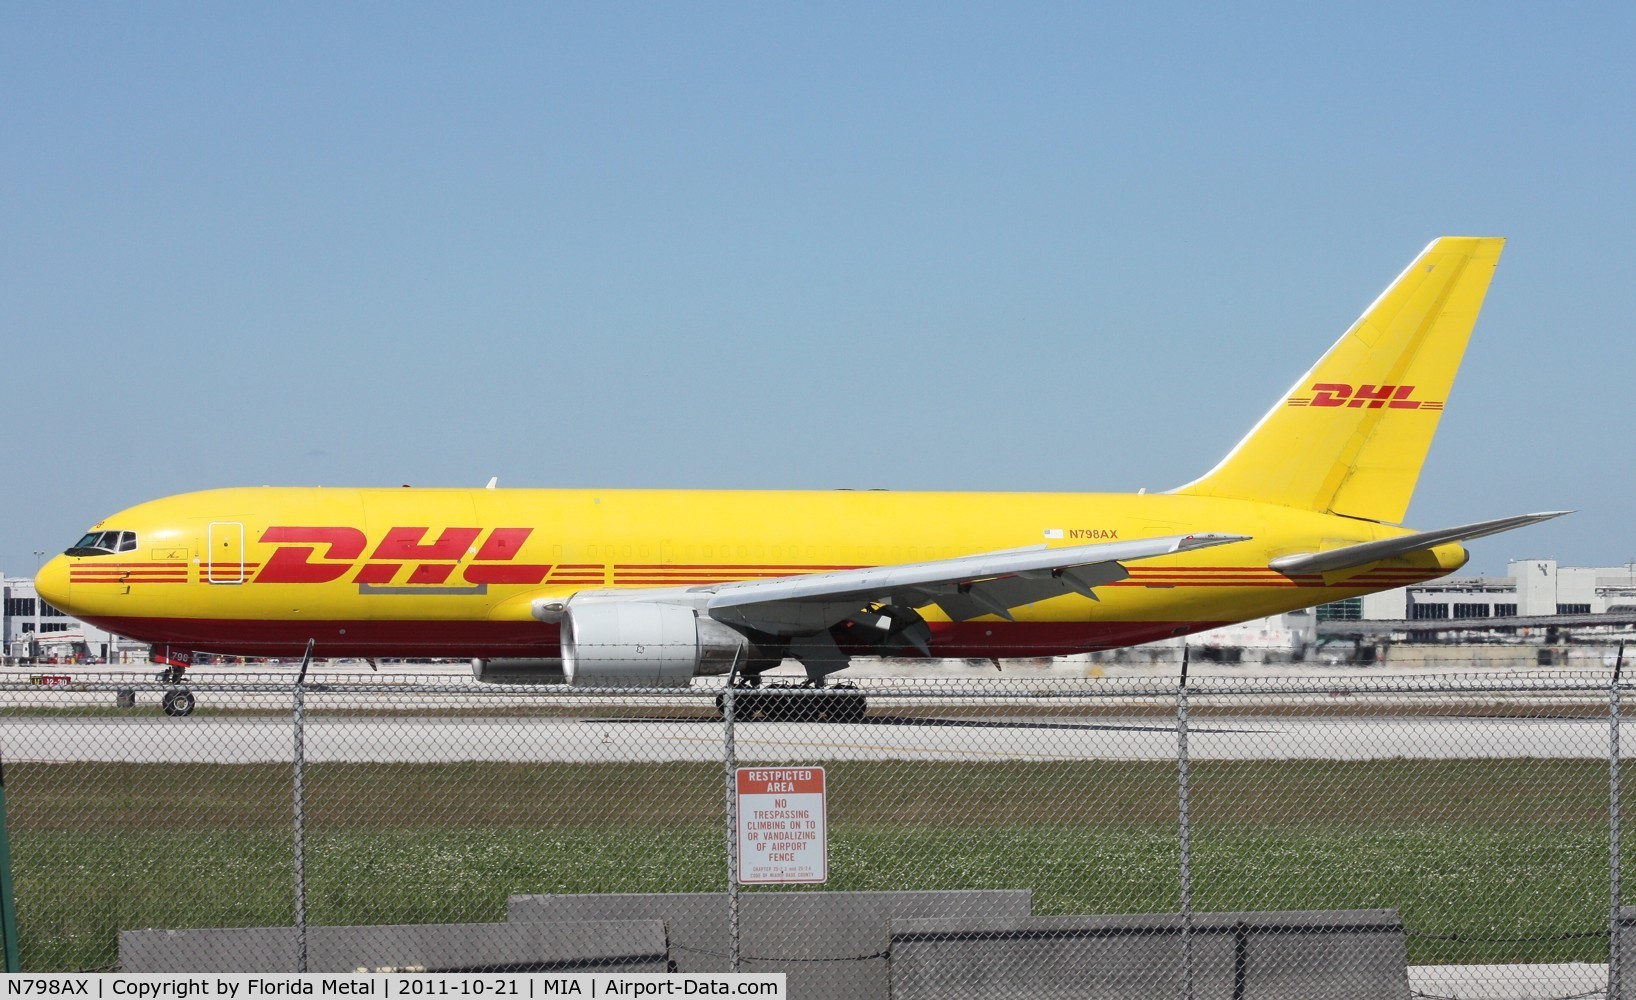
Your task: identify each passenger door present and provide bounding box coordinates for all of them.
[207,521,245,584]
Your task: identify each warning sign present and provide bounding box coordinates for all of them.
[736,767,827,884]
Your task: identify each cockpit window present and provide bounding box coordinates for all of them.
[66,530,137,557]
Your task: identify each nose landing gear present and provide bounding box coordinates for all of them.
[154,650,196,717]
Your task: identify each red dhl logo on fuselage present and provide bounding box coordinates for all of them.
[1285,383,1444,410]
[254,526,553,586]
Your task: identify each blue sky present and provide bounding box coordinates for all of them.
[4,2,1632,576]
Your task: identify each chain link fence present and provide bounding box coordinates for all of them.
[1,651,1632,998]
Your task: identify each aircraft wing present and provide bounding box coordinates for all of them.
[702,533,1249,635]
[1267,511,1571,576]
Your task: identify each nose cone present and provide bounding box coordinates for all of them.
[35,555,72,612]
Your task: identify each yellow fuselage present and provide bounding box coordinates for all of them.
[34,486,1465,660]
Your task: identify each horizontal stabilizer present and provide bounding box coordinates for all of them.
[1268,511,1571,576]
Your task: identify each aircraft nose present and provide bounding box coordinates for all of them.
[34,555,72,612]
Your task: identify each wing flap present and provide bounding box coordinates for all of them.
[931,562,1130,622]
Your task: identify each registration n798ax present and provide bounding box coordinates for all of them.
[36,237,1563,695]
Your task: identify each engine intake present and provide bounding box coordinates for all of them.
[562,601,754,687]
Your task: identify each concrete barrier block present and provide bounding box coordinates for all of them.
[119,919,668,973]
[1615,905,1636,999]
[890,909,1409,1000]
[512,893,725,970]
[890,913,1200,1000]
[509,889,1032,996]
[1219,909,1409,999]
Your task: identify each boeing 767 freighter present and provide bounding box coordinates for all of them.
[35,237,1564,716]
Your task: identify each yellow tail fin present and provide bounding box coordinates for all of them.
[1175,237,1505,524]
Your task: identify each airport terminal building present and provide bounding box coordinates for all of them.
[1124,558,1636,663]
[1,572,145,663]
[1324,558,1636,622]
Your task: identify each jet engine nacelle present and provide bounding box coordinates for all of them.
[561,601,754,687]
[471,657,565,685]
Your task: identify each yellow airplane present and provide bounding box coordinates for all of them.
[35,237,1563,715]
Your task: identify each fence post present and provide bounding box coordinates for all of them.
[293,639,315,974]
[722,650,742,973]
[1177,645,1193,1000]
[1613,640,1626,1000]
[0,746,21,972]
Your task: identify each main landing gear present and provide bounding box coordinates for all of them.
[713,628,871,722]
[715,680,868,723]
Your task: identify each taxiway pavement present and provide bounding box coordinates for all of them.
[1,711,1614,764]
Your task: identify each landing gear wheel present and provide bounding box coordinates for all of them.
[162,689,196,717]
[716,684,866,723]
[829,686,867,723]
[811,685,866,723]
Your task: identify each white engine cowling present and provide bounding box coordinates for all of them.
[561,601,750,687]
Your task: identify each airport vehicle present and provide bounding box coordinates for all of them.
[34,237,1563,717]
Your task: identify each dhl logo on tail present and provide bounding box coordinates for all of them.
[1285,383,1444,410]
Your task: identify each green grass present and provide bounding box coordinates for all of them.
[5,760,1624,970]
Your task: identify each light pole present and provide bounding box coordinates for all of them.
[31,552,47,662]
[32,551,46,615]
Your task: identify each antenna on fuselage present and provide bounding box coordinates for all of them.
[485,477,498,489]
